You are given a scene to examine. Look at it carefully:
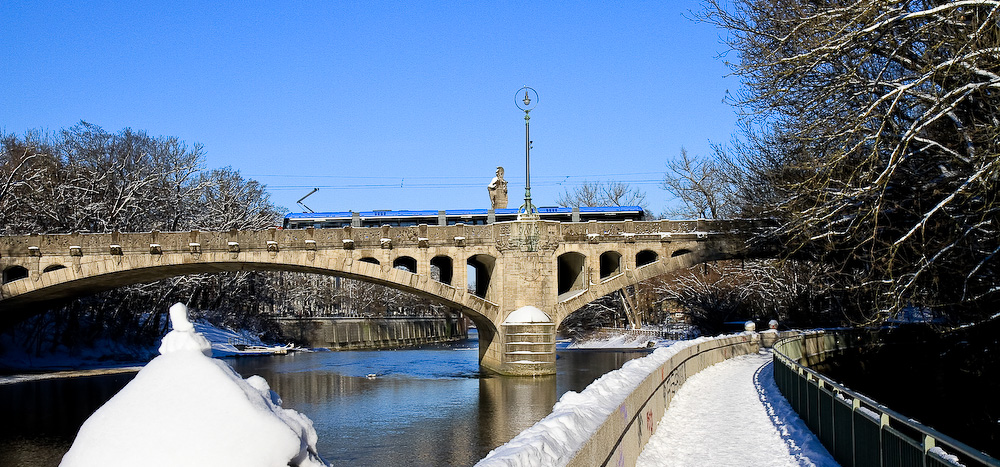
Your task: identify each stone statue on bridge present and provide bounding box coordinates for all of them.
[488,166,508,209]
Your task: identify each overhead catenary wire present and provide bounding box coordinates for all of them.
[252,172,666,191]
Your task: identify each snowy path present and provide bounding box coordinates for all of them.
[636,350,839,467]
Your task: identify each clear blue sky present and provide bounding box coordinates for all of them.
[1,1,737,216]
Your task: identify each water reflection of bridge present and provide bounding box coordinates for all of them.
[224,347,643,465]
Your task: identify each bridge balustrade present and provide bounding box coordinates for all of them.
[0,219,768,257]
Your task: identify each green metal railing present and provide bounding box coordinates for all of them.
[773,332,1000,467]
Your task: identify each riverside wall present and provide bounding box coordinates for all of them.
[276,316,468,350]
[565,334,759,467]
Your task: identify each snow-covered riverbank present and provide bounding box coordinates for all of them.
[0,319,296,382]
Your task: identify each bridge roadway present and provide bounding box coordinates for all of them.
[0,218,769,376]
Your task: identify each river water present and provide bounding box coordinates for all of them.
[0,331,648,466]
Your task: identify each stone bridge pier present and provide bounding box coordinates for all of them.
[0,218,764,376]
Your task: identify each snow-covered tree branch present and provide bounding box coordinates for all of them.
[701,0,1000,323]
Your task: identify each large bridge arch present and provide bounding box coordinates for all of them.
[1,219,770,375]
[0,250,505,375]
[0,251,499,327]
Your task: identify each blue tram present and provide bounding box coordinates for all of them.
[283,206,646,229]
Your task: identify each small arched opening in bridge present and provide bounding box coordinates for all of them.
[467,254,495,299]
[392,256,417,273]
[430,256,453,285]
[557,252,587,296]
[2,266,29,284]
[43,264,68,273]
[671,249,692,257]
[599,251,622,280]
[636,250,658,267]
[359,257,381,266]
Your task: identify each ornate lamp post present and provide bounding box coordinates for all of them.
[515,86,539,220]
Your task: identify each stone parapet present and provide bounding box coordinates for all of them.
[0,219,770,258]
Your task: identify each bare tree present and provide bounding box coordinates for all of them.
[701,0,1000,323]
[1,123,216,235]
[0,132,52,234]
[558,293,628,337]
[556,180,648,213]
[662,147,737,219]
[649,259,844,334]
[193,167,282,231]
[1,123,288,354]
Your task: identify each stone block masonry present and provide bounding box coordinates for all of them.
[276,316,468,350]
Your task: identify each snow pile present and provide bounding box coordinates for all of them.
[60,303,328,467]
[157,302,213,355]
[565,333,663,350]
[475,336,717,467]
[503,306,552,324]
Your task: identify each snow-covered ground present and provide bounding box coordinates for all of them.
[61,303,328,467]
[479,337,838,467]
[193,321,301,357]
[560,325,698,350]
[636,350,838,467]
[0,333,157,374]
[0,365,143,386]
[0,319,294,384]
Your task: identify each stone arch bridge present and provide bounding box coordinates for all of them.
[0,219,771,375]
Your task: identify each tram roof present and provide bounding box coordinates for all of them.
[284,206,644,219]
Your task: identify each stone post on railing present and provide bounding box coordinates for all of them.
[761,320,780,348]
[745,320,760,345]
